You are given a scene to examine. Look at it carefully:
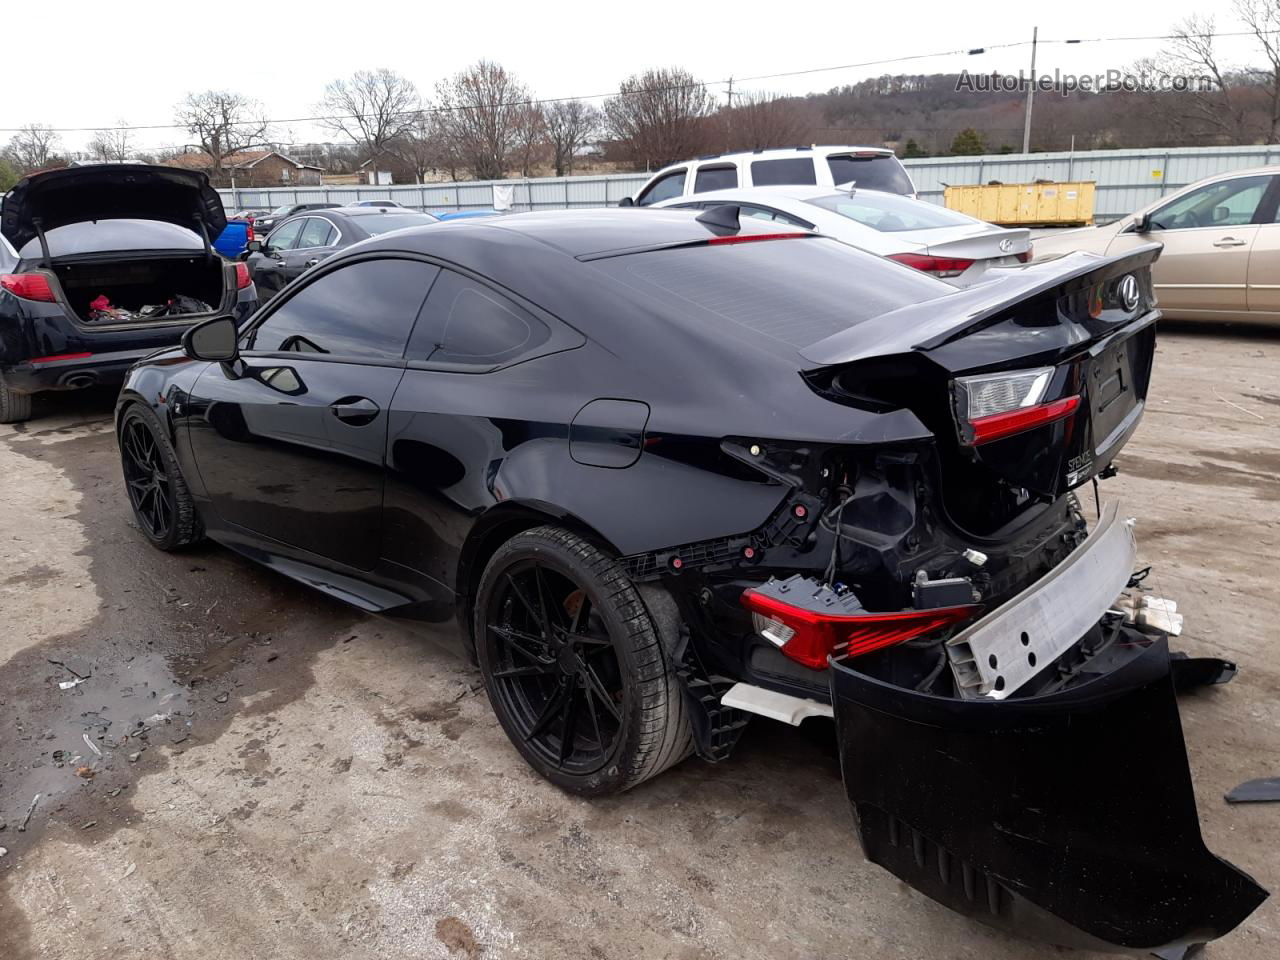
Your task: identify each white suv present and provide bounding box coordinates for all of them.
[625,146,916,207]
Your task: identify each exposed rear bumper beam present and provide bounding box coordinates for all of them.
[719,682,832,725]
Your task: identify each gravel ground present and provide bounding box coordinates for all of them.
[0,322,1277,960]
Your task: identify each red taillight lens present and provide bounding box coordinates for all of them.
[969,395,1081,445]
[741,589,978,669]
[1,274,56,302]
[1016,245,1033,263]
[706,232,808,246]
[246,222,256,243]
[234,261,253,290]
[888,252,975,278]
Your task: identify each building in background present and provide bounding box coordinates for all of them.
[163,150,323,187]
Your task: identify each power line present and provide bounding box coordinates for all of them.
[3,27,1274,136]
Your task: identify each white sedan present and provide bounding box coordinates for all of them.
[655,185,1031,286]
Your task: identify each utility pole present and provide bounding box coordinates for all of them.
[726,76,735,150]
[1022,26,1038,155]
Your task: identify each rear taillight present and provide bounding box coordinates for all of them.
[234,262,253,290]
[1016,245,1033,263]
[953,366,1081,445]
[1,274,56,302]
[246,222,256,243]
[741,583,978,670]
[888,252,975,278]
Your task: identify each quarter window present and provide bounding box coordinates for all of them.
[249,258,440,360]
[637,169,688,206]
[407,269,549,367]
[694,165,738,193]
[749,157,817,187]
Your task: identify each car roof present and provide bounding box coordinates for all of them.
[664,185,907,204]
[352,208,803,260]
[681,145,894,165]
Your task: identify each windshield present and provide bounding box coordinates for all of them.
[826,154,915,195]
[360,213,440,236]
[807,192,978,232]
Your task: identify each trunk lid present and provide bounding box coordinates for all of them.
[802,245,1161,502]
[1,165,226,253]
[917,224,1032,261]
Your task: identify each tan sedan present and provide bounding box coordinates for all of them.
[1033,166,1280,323]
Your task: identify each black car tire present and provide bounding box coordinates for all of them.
[118,403,203,551]
[0,375,32,424]
[475,526,692,796]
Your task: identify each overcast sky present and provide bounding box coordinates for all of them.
[2,0,1264,154]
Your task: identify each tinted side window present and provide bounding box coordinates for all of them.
[694,165,738,193]
[266,218,304,250]
[826,155,914,195]
[250,258,440,360]
[749,157,817,187]
[637,169,687,206]
[298,217,336,248]
[407,269,549,367]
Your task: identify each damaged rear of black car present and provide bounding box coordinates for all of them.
[0,164,259,422]
[587,226,1265,954]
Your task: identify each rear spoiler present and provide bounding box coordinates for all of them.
[799,244,1163,367]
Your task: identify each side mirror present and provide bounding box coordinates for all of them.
[1131,213,1152,234]
[182,315,240,363]
[246,239,263,253]
[617,196,635,208]
[1213,205,1230,223]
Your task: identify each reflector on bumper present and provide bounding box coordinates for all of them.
[830,635,1267,953]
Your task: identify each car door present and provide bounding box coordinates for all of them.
[186,255,441,571]
[252,217,305,298]
[1244,180,1280,315]
[288,216,341,283]
[1106,174,1273,315]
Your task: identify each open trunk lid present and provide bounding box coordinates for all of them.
[802,245,1161,502]
[1,165,226,253]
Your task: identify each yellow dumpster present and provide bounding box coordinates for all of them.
[944,181,1095,227]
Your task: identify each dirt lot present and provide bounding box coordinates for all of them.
[1,323,1278,960]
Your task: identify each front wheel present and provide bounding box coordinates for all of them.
[475,526,692,796]
[118,404,203,551]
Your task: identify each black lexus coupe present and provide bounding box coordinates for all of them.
[113,207,1266,954]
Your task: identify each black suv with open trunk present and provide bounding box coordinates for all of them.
[0,165,259,422]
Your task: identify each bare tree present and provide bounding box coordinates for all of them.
[718,91,818,152]
[545,100,600,176]
[392,110,445,184]
[318,69,420,158]
[513,103,547,177]
[6,123,62,172]
[435,61,534,180]
[1161,16,1254,142]
[174,91,271,177]
[1236,0,1280,141]
[604,68,714,170]
[88,122,134,162]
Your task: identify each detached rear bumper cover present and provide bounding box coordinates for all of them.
[830,636,1267,951]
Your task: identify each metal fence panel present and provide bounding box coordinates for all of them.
[217,146,1279,223]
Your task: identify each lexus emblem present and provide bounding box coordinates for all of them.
[1118,274,1141,311]
[999,238,1014,253]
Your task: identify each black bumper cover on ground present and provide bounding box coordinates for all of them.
[830,635,1267,953]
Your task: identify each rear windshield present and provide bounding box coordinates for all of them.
[807,192,976,232]
[359,213,440,236]
[826,155,914,195]
[597,236,945,350]
[269,204,295,216]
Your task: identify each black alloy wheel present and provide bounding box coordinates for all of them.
[118,405,203,551]
[476,526,692,795]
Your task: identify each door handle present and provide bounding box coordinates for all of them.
[274,259,287,267]
[1213,237,1247,247]
[305,258,320,267]
[330,396,380,425]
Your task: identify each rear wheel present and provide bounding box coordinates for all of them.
[0,375,32,424]
[475,526,692,795]
[118,404,203,551]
